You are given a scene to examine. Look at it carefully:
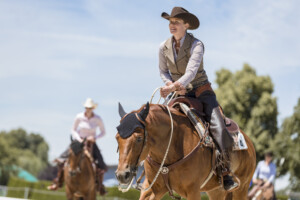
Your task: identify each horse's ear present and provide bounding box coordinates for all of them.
[138,102,149,121]
[118,102,127,118]
[70,135,73,143]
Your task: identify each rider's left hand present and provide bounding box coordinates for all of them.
[263,181,271,188]
[160,85,175,98]
[87,136,95,143]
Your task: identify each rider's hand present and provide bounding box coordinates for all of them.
[177,88,187,95]
[160,84,176,98]
[87,136,95,143]
[252,178,259,184]
[263,181,271,188]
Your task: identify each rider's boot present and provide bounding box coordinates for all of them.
[47,161,65,191]
[209,107,238,192]
[220,152,239,192]
[96,168,107,196]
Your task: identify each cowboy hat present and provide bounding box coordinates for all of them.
[161,7,200,30]
[83,98,98,109]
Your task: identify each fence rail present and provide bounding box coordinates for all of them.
[0,185,65,199]
[0,185,126,200]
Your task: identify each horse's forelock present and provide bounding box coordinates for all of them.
[70,141,83,155]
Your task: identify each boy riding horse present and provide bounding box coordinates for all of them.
[159,7,238,191]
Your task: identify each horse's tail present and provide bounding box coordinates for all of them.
[225,192,233,200]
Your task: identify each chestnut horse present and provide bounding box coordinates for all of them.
[64,140,96,200]
[115,103,256,200]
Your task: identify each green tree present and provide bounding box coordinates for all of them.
[0,128,49,181]
[215,64,278,161]
[271,98,300,190]
[0,138,17,184]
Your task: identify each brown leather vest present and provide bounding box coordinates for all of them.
[163,33,208,90]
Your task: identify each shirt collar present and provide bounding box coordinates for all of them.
[172,32,187,48]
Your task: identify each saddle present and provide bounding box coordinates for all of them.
[169,97,248,151]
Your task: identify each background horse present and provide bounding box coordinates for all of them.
[115,103,256,200]
[248,179,276,200]
[64,139,96,200]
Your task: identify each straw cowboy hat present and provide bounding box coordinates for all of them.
[161,7,200,30]
[83,98,98,109]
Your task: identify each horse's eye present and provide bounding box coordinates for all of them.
[136,137,143,143]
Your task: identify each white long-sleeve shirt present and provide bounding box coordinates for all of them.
[71,112,105,142]
[159,33,205,87]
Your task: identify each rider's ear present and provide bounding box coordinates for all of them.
[118,102,127,118]
[138,102,149,121]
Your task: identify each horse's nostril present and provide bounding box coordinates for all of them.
[125,172,130,180]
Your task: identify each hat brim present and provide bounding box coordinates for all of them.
[161,12,200,30]
[84,104,98,109]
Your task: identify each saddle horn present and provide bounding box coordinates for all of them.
[138,102,149,121]
[118,102,127,118]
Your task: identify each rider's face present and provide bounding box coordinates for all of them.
[169,18,189,39]
[85,107,93,117]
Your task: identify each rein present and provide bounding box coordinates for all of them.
[141,88,175,192]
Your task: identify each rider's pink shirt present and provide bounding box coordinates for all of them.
[71,112,105,142]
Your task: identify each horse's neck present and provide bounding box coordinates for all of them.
[147,106,198,165]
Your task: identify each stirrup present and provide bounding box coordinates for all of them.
[223,174,239,192]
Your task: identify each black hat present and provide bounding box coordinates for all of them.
[161,7,200,30]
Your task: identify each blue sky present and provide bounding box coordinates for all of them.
[0,0,299,189]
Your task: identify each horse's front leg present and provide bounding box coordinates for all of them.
[186,191,202,200]
[85,190,96,200]
[206,188,227,200]
[65,187,74,200]
[139,177,166,200]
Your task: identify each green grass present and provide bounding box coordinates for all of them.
[6,177,290,200]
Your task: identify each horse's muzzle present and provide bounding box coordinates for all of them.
[115,169,133,184]
[69,170,77,177]
[69,167,80,177]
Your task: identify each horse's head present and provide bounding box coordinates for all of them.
[115,102,150,187]
[67,137,86,177]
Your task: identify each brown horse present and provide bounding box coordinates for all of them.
[115,103,256,200]
[64,139,96,200]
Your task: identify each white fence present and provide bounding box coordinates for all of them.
[0,185,65,199]
[0,185,126,200]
